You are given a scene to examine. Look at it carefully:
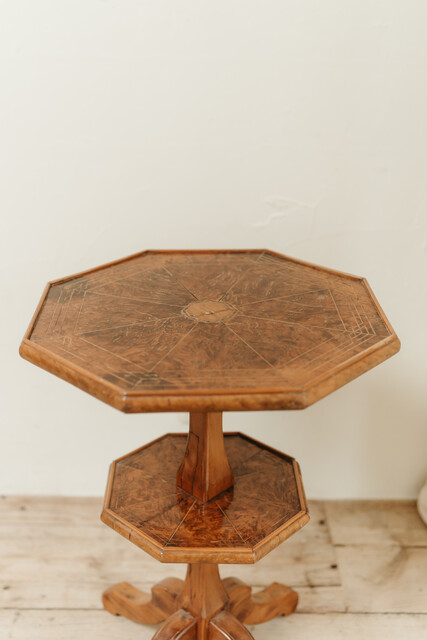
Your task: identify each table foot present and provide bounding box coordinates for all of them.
[153,609,197,640]
[102,569,298,637]
[223,577,298,624]
[102,577,184,624]
[209,610,255,640]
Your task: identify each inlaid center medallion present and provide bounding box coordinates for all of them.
[183,300,235,323]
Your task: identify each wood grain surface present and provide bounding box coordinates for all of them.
[101,433,309,564]
[20,249,400,412]
[176,412,234,502]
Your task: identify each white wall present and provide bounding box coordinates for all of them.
[1,1,426,499]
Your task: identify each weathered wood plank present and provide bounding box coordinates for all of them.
[0,610,154,640]
[325,500,427,547]
[336,545,427,614]
[0,498,339,611]
[248,613,427,639]
[1,610,427,640]
[290,586,346,613]
[3,495,427,639]
[0,534,337,610]
[0,495,103,526]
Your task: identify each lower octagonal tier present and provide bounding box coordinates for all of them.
[101,433,309,564]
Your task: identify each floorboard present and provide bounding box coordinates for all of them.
[1,497,426,638]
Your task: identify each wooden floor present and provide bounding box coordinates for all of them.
[1,497,427,639]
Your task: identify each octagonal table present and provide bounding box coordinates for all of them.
[20,249,400,640]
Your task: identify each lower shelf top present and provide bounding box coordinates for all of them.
[102,433,309,564]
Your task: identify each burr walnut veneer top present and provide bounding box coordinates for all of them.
[102,433,308,564]
[20,249,400,412]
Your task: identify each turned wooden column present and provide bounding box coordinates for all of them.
[177,412,234,502]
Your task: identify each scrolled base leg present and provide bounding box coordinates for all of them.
[102,577,184,625]
[223,577,298,625]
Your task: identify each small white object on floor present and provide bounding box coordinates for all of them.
[418,478,427,526]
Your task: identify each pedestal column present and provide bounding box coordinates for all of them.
[177,412,234,502]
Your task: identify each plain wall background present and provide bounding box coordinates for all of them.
[1,1,426,499]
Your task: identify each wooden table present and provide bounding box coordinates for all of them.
[20,249,400,640]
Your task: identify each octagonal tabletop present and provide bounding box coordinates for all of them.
[101,433,308,564]
[20,249,400,412]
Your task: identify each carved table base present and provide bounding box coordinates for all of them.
[103,564,298,640]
